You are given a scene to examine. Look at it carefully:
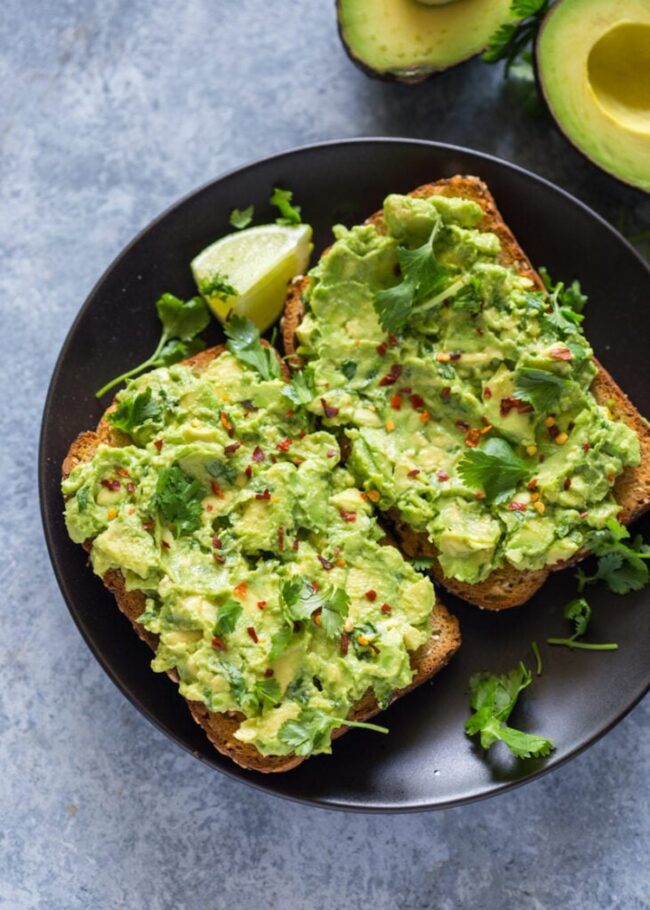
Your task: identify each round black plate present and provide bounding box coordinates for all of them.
[40,139,650,811]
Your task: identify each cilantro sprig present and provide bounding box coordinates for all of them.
[214,600,242,637]
[482,0,550,77]
[153,464,204,536]
[546,598,618,651]
[270,187,302,226]
[281,368,316,407]
[457,437,531,504]
[108,387,164,444]
[577,518,650,595]
[465,662,554,759]
[229,205,254,230]
[514,368,570,414]
[281,577,350,638]
[278,708,388,756]
[225,315,281,381]
[96,293,211,398]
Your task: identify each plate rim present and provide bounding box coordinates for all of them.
[39,137,650,813]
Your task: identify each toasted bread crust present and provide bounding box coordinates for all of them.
[63,345,460,772]
[281,177,650,610]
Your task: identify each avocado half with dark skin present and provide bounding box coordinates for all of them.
[537,0,650,193]
[337,0,513,84]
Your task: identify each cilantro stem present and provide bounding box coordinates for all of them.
[411,275,471,315]
[546,638,618,651]
[333,718,389,734]
[530,640,543,676]
[96,332,169,398]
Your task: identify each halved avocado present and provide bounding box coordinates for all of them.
[537,0,650,192]
[337,0,512,83]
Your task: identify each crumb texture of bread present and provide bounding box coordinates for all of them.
[62,344,460,772]
[282,176,650,610]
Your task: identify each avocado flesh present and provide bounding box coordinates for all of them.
[337,0,512,83]
[537,0,650,192]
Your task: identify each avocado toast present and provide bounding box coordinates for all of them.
[61,344,460,772]
[282,176,650,610]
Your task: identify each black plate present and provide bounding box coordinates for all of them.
[40,139,650,812]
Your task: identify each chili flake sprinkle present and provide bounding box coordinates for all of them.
[380,603,392,615]
[246,626,259,643]
[211,636,227,651]
[379,364,403,387]
[321,398,339,418]
[339,509,357,522]
[252,446,265,462]
[210,480,225,498]
[255,489,271,501]
[365,590,377,602]
[318,555,334,571]
[224,442,241,455]
[276,438,292,452]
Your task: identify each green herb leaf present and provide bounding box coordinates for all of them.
[156,337,206,367]
[514,368,570,414]
[253,676,281,709]
[108,388,163,443]
[373,237,448,333]
[206,458,238,488]
[578,519,650,595]
[457,437,531,504]
[225,315,281,381]
[229,205,254,230]
[270,187,302,226]
[483,0,550,89]
[409,557,435,572]
[153,464,204,536]
[319,587,350,639]
[76,486,91,513]
[197,274,238,302]
[539,267,588,313]
[280,577,349,637]
[281,368,316,406]
[465,662,554,759]
[341,360,357,381]
[269,626,294,663]
[219,661,259,714]
[214,600,242,637]
[564,597,591,638]
[278,709,388,756]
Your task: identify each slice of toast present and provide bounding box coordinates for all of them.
[281,176,650,610]
[62,346,460,772]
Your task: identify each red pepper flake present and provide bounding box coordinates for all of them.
[298,430,307,440]
[365,590,377,602]
[381,603,392,615]
[116,467,129,478]
[284,409,295,419]
[582,442,591,452]
[311,580,319,591]
[252,446,265,463]
[388,334,399,347]
[548,424,560,439]
[326,449,337,458]
[233,581,248,599]
[539,454,546,463]
[321,398,339,418]
[440,387,451,401]
[390,393,402,410]
[399,386,412,394]
[339,509,357,522]
[410,393,425,410]
[508,501,528,512]
[276,438,292,452]
[264,668,274,678]
[550,346,573,361]
[212,536,222,549]
[407,469,420,478]
[100,478,121,491]
[245,465,253,479]
[450,350,462,361]
[257,600,267,610]
[224,442,241,456]
[271,455,277,464]
[240,399,258,412]
[483,386,492,400]
[379,364,403,387]
[312,608,322,626]
[465,428,481,447]
[142,521,155,531]
[292,539,300,552]
[211,636,227,651]
[210,480,224,498]
[563,477,572,490]
[376,341,388,356]
[220,411,233,434]
[246,626,259,643]
[126,482,136,493]
[161,540,170,550]
[212,552,224,564]
[455,419,470,431]
[475,491,486,501]
[340,633,350,655]
[277,526,285,550]
[500,397,534,417]
[580,510,589,519]
[318,555,333,571]
[437,470,449,482]
[255,489,271,501]
[153,439,163,451]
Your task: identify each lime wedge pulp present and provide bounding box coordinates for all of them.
[191,223,313,332]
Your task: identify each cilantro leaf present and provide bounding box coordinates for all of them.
[281,368,315,407]
[546,597,618,651]
[96,294,211,398]
[280,577,349,637]
[319,587,350,639]
[373,236,448,333]
[253,676,281,709]
[577,519,650,595]
[483,0,550,90]
[108,387,163,443]
[539,267,588,313]
[219,661,259,714]
[270,187,302,226]
[229,205,254,230]
[153,464,204,536]
[269,626,294,663]
[514,368,570,414]
[341,360,357,380]
[225,315,281,381]
[278,709,388,756]
[465,662,554,759]
[197,274,238,301]
[409,557,435,572]
[457,437,531,504]
[214,600,242,637]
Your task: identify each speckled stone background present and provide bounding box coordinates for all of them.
[2,1,649,907]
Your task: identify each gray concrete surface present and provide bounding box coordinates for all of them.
[1,1,649,908]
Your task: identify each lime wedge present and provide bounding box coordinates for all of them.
[191,223,313,331]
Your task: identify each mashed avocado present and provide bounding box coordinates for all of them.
[296,193,640,584]
[63,351,436,757]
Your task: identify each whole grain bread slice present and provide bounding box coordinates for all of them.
[62,345,460,772]
[281,176,650,610]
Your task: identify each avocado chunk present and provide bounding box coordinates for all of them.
[337,0,512,83]
[537,0,650,192]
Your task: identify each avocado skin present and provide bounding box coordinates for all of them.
[535,0,649,193]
